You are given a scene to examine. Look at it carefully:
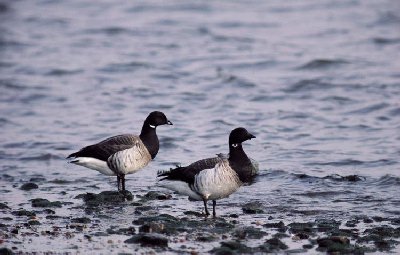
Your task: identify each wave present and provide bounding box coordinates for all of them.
[308,158,396,167]
[297,59,348,70]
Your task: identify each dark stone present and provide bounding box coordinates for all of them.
[0,203,9,209]
[143,191,172,200]
[315,219,340,232]
[266,237,288,249]
[46,215,63,220]
[212,241,251,254]
[345,219,358,227]
[71,217,91,224]
[391,218,400,225]
[363,218,373,223]
[364,226,399,238]
[211,247,235,255]
[316,236,360,253]
[135,206,152,212]
[139,223,165,233]
[372,216,384,222]
[303,244,314,249]
[107,226,135,235]
[288,222,314,234]
[28,220,41,225]
[77,191,133,206]
[263,221,287,232]
[29,177,46,182]
[124,233,168,247]
[294,232,309,239]
[43,209,55,214]
[234,226,267,239]
[196,234,217,242]
[242,201,264,214]
[0,247,14,255]
[257,237,288,252]
[183,211,204,217]
[31,198,62,208]
[20,182,38,191]
[12,209,36,217]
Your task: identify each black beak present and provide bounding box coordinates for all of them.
[167,120,173,125]
[248,133,256,139]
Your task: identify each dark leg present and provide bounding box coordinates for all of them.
[117,176,121,191]
[212,200,217,217]
[121,174,126,191]
[203,199,210,216]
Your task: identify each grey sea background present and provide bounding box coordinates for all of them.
[0,0,399,254]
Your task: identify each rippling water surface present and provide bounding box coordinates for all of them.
[1,0,399,253]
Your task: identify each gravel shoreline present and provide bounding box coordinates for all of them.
[1,189,399,254]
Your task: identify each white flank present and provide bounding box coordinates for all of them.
[159,180,203,201]
[107,144,151,175]
[194,159,241,201]
[69,157,115,176]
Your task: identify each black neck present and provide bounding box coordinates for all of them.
[139,120,159,159]
[229,143,252,182]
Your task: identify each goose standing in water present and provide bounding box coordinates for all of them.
[158,127,258,217]
[67,111,173,191]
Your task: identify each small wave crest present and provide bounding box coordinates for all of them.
[297,59,348,70]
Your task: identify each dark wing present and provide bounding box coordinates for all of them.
[67,134,138,161]
[158,157,220,185]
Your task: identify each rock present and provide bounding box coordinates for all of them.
[196,234,217,242]
[293,232,309,240]
[0,247,14,255]
[20,183,38,191]
[234,226,267,239]
[266,237,288,249]
[43,209,55,214]
[12,209,36,217]
[288,222,314,234]
[212,241,251,254]
[106,226,136,235]
[133,214,181,235]
[29,177,46,182]
[183,211,204,217]
[71,217,91,224]
[31,198,62,208]
[364,225,400,238]
[317,236,352,253]
[242,201,264,214]
[363,217,373,223]
[28,220,41,226]
[139,222,165,233]
[0,203,10,209]
[124,233,168,247]
[143,191,172,200]
[302,244,314,249]
[257,237,288,252]
[263,221,287,232]
[77,191,133,206]
[315,219,340,232]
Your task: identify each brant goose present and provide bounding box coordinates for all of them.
[158,127,257,217]
[67,111,173,191]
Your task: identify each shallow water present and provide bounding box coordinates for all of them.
[1,0,400,253]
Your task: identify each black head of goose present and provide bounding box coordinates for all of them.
[158,127,256,217]
[67,111,172,191]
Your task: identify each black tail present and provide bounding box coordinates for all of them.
[157,165,182,178]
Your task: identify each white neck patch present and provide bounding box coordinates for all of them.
[149,124,156,129]
[232,143,238,148]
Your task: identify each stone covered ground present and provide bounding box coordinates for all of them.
[0,179,399,254]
